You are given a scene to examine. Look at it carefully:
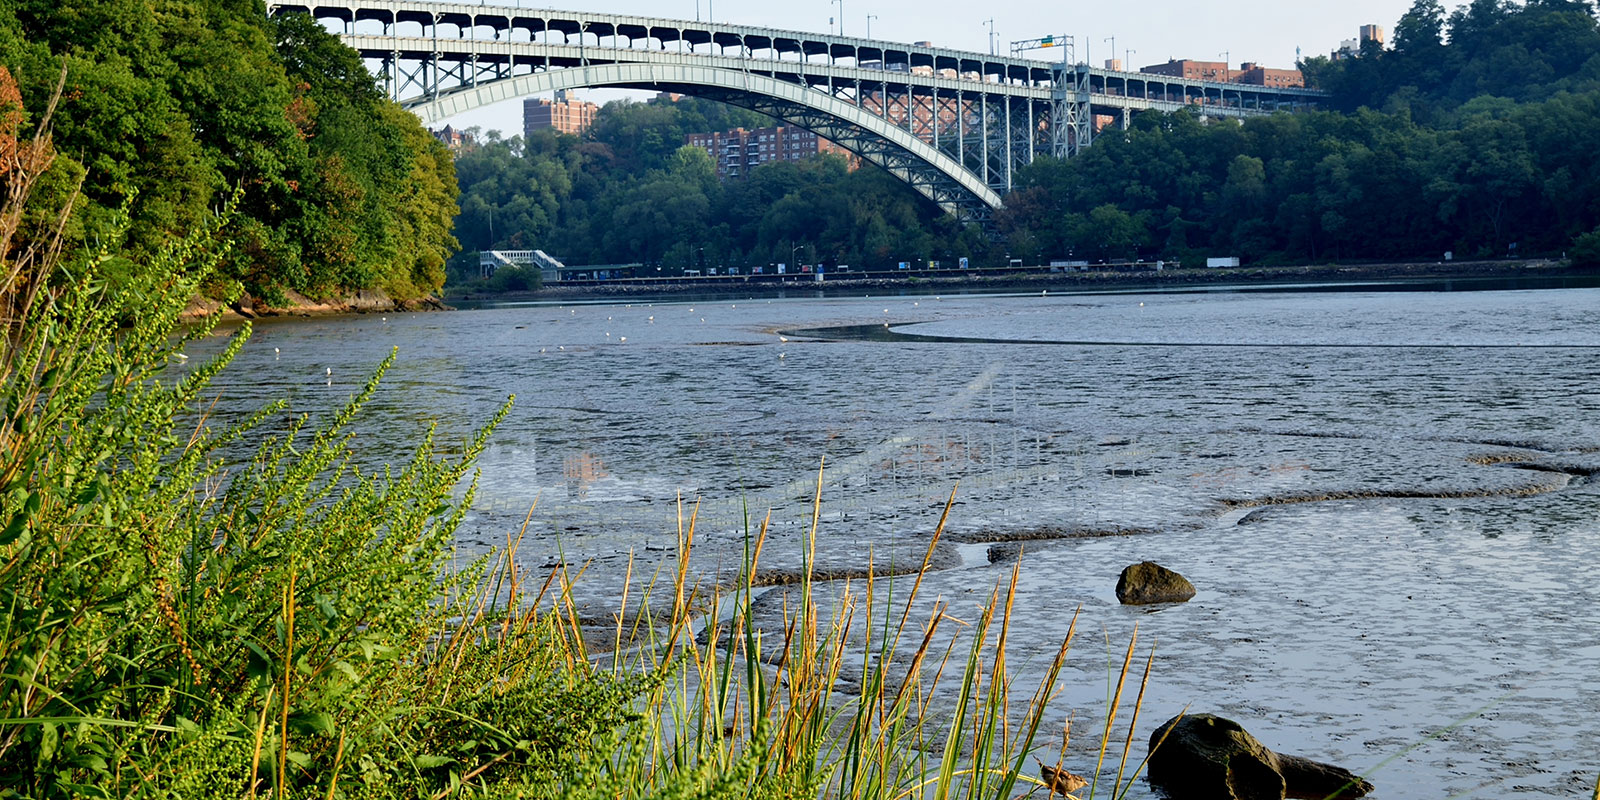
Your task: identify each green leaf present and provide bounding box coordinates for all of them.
[288,711,336,737]
[415,754,454,769]
[0,514,25,547]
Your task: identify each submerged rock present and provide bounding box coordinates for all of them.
[1147,714,1374,800]
[987,542,1023,563]
[1115,561,1196,605]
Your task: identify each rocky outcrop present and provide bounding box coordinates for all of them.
[1115,561,1196,605]
[1147,714,1373,800]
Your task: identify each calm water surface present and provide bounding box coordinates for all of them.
[195,286,1600,797]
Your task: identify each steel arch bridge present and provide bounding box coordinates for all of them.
[268,1,1325,224]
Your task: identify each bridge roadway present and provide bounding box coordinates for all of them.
[271,1,1325,223]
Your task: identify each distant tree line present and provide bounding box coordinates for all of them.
[449,96,989,280]
[0,0,459,301]
[998,0,1600,265]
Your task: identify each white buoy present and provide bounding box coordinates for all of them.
[779,336,788,343]
[619,336,627,342]
[325,367,331,376]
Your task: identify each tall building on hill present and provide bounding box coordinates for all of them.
[1336,24,1386,59]
[686,126,853,180]
[523,90,599,138]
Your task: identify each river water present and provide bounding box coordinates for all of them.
[197,283,1600,797]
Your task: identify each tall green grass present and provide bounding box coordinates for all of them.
[0,69,1159,799]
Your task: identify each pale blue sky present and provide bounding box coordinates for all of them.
[438,0,1420,135]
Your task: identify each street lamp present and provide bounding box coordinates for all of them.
[866,14,877,38]
[791,242,806,267]
[832,0,845,35]
[1104,36,1115,68]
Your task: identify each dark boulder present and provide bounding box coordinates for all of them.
[1116,561,1196,605]
[1147,714,1373,800]
[987,543,1023,564]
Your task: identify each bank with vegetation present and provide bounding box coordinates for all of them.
[0,0,459,305]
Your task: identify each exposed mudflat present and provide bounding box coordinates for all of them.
[191,284,1600,797]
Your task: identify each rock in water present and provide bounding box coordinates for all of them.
[1146,714,1374,800]
[1115,561,1196,605]
[987,543,1023,564]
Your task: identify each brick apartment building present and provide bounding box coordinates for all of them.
[1234,62,1305,88]
[523,90,599,138]
[686,126,853,180]
[1140,59,1232,82]
[1139,58,1303,87]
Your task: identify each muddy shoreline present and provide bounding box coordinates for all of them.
[180,287,448,322]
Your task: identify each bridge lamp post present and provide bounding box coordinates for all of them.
[832,0,845,35]
[866,14,877,38]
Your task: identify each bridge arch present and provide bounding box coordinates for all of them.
[408,64,1004,224]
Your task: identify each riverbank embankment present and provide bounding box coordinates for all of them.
[448,258,1592,304]
[181,288,448,322]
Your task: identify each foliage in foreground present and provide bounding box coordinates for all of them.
[2,74,1157,800]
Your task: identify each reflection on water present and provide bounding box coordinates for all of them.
[188,285,1600,797]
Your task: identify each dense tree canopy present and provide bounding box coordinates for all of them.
[0,0,458,300]
[996,0,1600,265]
[450,96,990,279]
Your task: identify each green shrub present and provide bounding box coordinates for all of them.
[1571,227,1600,268]
[486,264,541,292]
